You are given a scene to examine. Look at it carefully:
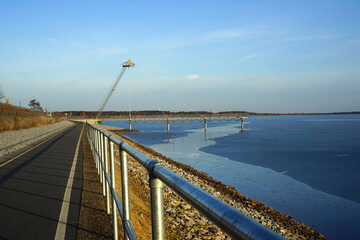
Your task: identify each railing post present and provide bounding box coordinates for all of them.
[91,127,94,155]
[121,149,131,240]
[90,127,92,148]
[87,125,90,144]
[110,141,119,240]
[93,129,97,169]
[86,124,93,147]
[99,132,103,183]
[97,131,101,175]
[150,173,165,240]
[95,129,99,170]
[104,136,111,214]
[101,133,106,195]
[93,128,96,151]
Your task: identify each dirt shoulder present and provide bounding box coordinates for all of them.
[76,127,114,239]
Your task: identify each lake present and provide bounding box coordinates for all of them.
[102,114,360,240]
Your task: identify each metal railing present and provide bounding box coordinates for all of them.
[86,123,284,240]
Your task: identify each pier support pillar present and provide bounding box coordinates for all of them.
[204,118,208,132]
[167,119,170,133]
[240,118,245,131]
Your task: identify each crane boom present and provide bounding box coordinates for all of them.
[96,60,134,119]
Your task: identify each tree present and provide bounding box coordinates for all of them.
[0,85,4,101]
[28,99,43,111]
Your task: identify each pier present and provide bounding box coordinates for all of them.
[100,116,249,132]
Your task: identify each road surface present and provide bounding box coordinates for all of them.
[0,123,84,240]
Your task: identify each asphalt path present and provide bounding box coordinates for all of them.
[0,123,84,240]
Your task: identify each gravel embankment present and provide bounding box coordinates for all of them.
[96,124,328,240]
[0,121,76,158]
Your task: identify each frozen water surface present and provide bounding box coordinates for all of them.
[106,115,360,240]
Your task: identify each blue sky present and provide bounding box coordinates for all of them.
[0,0,359,113]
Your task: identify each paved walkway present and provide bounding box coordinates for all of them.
[0,123,84,240]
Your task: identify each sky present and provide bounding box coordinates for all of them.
[0,0,359,113]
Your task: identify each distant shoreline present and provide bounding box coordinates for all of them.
[247,111,360,116]
[55,110,360,119]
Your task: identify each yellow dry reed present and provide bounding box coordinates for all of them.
[0,114,61,132]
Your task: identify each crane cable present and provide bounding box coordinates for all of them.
[136,65,210,119]
[143,85,169,119]
[16,64,121,104]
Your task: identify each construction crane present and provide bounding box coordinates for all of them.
[96,59,134,119]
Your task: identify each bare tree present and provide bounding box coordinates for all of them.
[28,99,43,111]
[0,85,4,101]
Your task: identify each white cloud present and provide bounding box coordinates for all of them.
[92,47,128,55]
[47,38,62,44]
[239,54,256,62]
[205,29,256,40]
[148,28,257,50]
[185,74,200,80]
[284,35,341,42]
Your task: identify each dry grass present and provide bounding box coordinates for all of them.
[0,103,61,132]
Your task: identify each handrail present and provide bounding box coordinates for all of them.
[86,123,284,240]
